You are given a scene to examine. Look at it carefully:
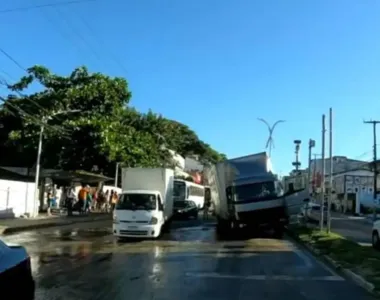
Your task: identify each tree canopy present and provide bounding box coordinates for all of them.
[0,65,226,177]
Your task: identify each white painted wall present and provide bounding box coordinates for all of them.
[102,185,122,194]
[0,179,39,219]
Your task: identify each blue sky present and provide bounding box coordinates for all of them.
[1,0,380,174]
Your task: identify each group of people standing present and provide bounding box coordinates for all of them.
[47,184,120,216]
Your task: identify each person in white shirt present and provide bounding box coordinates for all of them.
[66,185,76,216]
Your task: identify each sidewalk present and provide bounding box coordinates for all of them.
[0,212,111,235]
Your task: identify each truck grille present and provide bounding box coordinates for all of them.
[120,220,149,224]
[119,230,148,236]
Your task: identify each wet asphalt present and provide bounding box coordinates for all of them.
[2,218,376,300]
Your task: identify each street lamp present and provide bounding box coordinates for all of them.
[33,109,79,217]
[257,118,285,157]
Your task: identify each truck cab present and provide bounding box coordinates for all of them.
[113,190,165,238]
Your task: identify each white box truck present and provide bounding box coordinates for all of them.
[113,168,174,239]
[204,152,307,238]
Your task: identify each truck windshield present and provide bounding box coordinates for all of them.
[234,181,277,201]
[116,193,157,210]
[174,181,186,198]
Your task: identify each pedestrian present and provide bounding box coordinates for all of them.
[104,190,110,212]
[66,185,76,216]
[203,199,211,220]
[109,190,114,205]
[78,184,88,214]
[47,192,54,216]
[85,185,92,213]
[92,189,98,211]
[111,192,118,211]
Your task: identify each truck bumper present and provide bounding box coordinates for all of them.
[236,206,288,227]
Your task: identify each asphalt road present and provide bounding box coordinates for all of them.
[2,219,376,300]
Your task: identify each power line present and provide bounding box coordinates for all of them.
[38,7,90,64]
[0,0,98,14]
[0,96,70,135]
[75,11,130,75]
[0,49,69,124]
[0,47,25,72]
[55,6,104,65]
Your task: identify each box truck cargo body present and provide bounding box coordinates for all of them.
[113,168,174,239]
[205,152,306,237]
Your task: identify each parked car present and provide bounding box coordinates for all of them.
[0,239,35,299]
[300,201,327,223]
[372,220,380,249]
[173,200,198,219]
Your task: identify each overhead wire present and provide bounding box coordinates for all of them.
[0,0,99,14]
[38,7,89,64]
[0,44,75,128]
[0,95,72,138]
[0,74,72,136]
[73,10,130,75]
[0,1,126,139]
[54,6,106,68]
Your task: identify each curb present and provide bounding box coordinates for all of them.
[0,215,111,235]
[286,227,376,295]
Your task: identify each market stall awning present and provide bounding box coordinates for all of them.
[43,170,113,184]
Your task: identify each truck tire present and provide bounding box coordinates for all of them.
[273,224,284,239]
[162,219,172,233]
[155,224,163,239]
[216,218,228,236]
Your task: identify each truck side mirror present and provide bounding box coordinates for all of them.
[158,203,164,211]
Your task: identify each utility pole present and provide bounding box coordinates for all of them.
[33,110,79,218]
[327,108,333,233]
[257,118,285,157]
[364,120,380,222]
[307,139,316,194]
[320,114,326,231]
[115,162,120,187]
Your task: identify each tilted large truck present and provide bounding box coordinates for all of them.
[204,152,307,238]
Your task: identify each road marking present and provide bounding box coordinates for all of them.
[185,272,344,281]
[216,247,225,258]
[285,239,343,277]
[291,245,313,268]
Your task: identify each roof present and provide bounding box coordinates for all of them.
[0,167,113,183]
[311,156,371,176]
[0,168,33,182]
[45,170,113,183]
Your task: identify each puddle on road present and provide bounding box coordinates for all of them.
[30,240,114,278]
[50,228,111,241]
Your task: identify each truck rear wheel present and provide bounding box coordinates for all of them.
[216,218,228,236]
[273,224,284,239]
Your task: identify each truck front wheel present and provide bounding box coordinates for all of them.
[216,218,229,236]
[273,224,284,239]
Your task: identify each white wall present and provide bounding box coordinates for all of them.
[0,179,39,219]
[184,156,203,172]
[333,169,379,194]
[167,149,185,169]
[102,185,122,194]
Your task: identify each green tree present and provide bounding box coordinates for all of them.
[0,65,226,176]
